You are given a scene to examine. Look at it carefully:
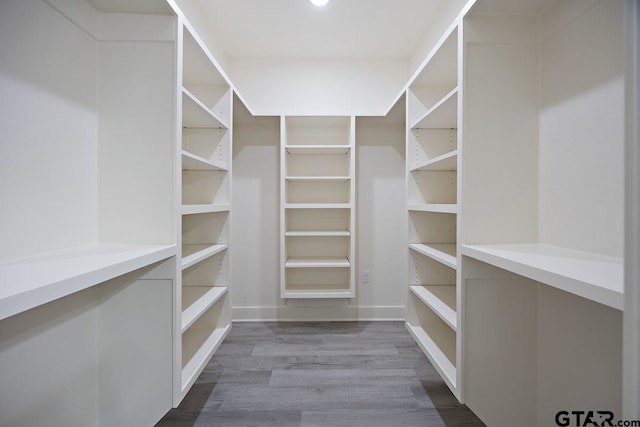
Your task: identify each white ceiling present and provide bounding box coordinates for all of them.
[190,0,450,61]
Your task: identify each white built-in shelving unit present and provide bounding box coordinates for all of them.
[0,1,177,425]
[280,116,356,299]
[405,21,462,398]
[175,21,232,404]
[461,1,625,425]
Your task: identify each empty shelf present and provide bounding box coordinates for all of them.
[410,285,457,330]
[462,243,624,310]
[282,289,354,299]
[181,324,231,392]
[411,87,458,129]
[182,88,228,129]
[408,204,457,214]
[285,257,351,268]
[181,244,227,270]
[0,243,176,321]
[285,176,350,182]
[285,203,352,209]
[285,230,351,237]
[181,204,230,215]
[286,145,351,155]
[409,243,457,269]
[181,286,228,333]
[182,150,227,171]
[405,322,456,391]
[411,150,458,172]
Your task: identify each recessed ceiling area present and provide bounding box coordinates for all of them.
[189,0,453,61]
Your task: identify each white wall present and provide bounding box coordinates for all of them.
[231,116,406,321]
[408,0,470,79]
[0,0,98,260]
[538,0,624,257]
[229,59,408,116]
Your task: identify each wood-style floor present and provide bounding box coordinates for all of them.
[156,322,485,427]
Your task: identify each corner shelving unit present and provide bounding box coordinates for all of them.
[280,116,356,299]
[175,19,232,404]
[405,21,462,398]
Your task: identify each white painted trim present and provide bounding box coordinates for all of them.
[232,306,405,322]
[624,0,640,419]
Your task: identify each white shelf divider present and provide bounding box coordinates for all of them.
[0,243,176,321]
[182,150,227,171]
[462,243,624,310]
[410,285,457,330]
[181,244,227,270]
[409,243,457,269]
[181,286,228,333]
[285,257,351,268]
[411,150,458,172]
[411,87,458,129]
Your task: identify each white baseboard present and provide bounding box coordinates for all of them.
[231,305,406,322]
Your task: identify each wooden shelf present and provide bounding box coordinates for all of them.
[285,257,351,268]
[182,88,228,129]
[285,203,351,209]
[181,244,227,270]
[462,244,624,310]
[0,243,176,321]
[285,176,350,182]
[410,285,457,330]
[282,289,354,299]
[411,150,458,172]
[181,204,230,215]
[405,322,456,390]
[411,87,458,129]
[285,230,351,237]
[285,145,351,155]
[409,243,457,269]
[182,150,227,171]
[181,323,231,392]
[408,204,457,214]
[181,286,227,333]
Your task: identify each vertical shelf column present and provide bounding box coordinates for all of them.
[405,22,462,400]
[174,19,233,405]
[280,116,356,299]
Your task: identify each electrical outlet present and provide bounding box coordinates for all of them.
[361,270,370,283]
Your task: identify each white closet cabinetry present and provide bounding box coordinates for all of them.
[176,21,232,404]
[405,22,462,399]
[280,116,356,298]
[0,1,176,425]
[461,1,624,425]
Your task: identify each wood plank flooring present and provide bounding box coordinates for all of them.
[156,321,485,427]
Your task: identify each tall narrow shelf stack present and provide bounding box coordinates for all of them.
[405,22,462,398]
[280,116,356,298]
[176,21,233,403]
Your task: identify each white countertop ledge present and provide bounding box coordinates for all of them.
[462,243,623,311]
[0,243,176,321]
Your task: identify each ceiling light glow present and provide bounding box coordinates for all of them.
[310,0,330,6]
